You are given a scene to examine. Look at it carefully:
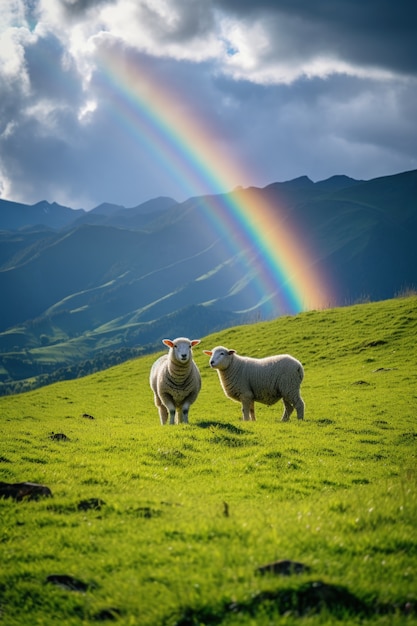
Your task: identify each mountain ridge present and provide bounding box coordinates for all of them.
[0,169,416,394]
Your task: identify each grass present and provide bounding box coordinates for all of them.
[1,295,416,625]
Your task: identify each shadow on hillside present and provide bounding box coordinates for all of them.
[172,580,417,625]
[197,420,247,435]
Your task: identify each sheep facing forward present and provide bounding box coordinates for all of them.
[204,346,304,421]
[150,338,201,425]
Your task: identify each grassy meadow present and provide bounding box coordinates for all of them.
[1,295,416,625]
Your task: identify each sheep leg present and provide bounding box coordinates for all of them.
[241,397,253,421]
[249,401,256,421]
[159,406,169,425]
[154,395,169,425]
[281,399,294,422]
[294,397,305,420]
[161,395,177,425]
[179,404,190,424]
[169,408,177,425]
[284,394,305,420]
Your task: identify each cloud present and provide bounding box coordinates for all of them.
[0,0,416,208]
[214,0,417,76]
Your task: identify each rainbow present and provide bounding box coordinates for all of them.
[94,42,333,316]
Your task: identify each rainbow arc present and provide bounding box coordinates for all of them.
[94,44,333,316]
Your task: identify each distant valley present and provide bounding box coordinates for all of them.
[0,168,416,394]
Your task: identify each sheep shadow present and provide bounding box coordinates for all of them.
[197,420,247,435]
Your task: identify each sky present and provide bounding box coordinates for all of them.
[1,0,417,211]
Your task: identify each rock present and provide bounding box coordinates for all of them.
[0,481,52,501]
[293,580,368,615]
[82,413,95,419]
[46,574,89,592]
[50,432,70,441]
[93,607,122,621]
[228,580,368,617]
[134,506,161,518]
[77,498,105,511]
[256,559,311,576]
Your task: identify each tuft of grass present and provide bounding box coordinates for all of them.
[1,296,416,625]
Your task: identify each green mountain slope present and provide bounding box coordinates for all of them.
[0,169,416,392]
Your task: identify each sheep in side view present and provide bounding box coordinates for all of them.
[150,338,201,425]
[203,346,304,421]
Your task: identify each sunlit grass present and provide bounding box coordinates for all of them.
[1,296,416,625]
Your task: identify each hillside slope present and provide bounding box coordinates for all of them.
[0,296,416,625]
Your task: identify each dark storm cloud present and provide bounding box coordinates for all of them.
[24,34,83,103]
[138,0,216,44]
[0,0,416,207]
[0,24,88,203]
[213,0,417,75]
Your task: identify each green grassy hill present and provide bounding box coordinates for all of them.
[1,296,416,625]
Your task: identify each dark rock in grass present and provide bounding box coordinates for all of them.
[46,574,89,592]
[228,580,369,617]
[293,580,368,615]
[365,340,387,347]
[50,432,70,441]
[134,506,162,518]
[77,497,105,511]
[0,481,52,501]
[173,588,417,625]
[256,559,311,576]
[82,413,95,419]
[174,605,223,626]
[173,580,370,624]
[93,607,122,621]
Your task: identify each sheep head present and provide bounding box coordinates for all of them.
[163,338,200,364]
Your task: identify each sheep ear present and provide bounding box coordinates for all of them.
[228,350,236,355]
[163,339,174,348]
[203,350,212,356]
[191,340,201,347]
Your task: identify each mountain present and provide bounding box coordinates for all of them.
[0,196,178,233]
[0,169,416,394]
[72,196,178,229]
[0,199,85,231]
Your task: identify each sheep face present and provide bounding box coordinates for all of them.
[203,346,235,371]
[163,338,200,364]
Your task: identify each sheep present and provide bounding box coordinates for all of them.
[203,346,304,422]
[150,337,201,425]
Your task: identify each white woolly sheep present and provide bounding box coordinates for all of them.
[203,346,304,421]
[150,338,201,425]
